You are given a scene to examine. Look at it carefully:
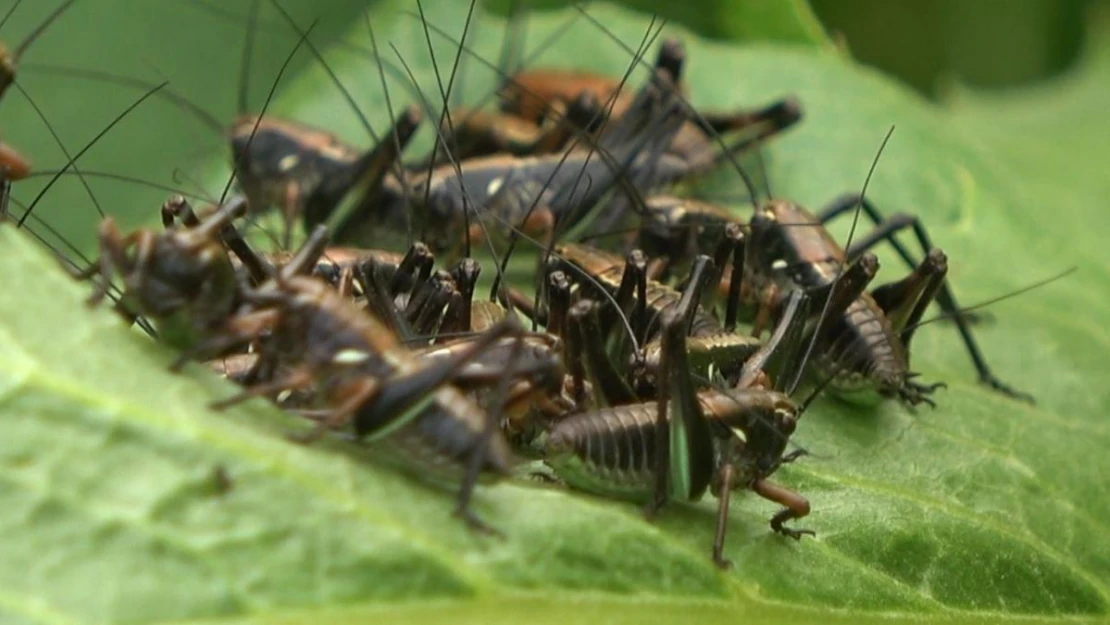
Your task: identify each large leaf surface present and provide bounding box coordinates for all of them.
[2,1,1108,624]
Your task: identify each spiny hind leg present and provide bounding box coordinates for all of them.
[818,194,986,327]
[818,195,1032,403]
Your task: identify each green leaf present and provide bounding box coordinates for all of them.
[3,1,1109,624]
[487,0,831,45]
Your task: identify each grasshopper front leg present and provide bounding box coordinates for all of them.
[753,478,813,540]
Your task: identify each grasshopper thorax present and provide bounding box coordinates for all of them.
[704,389,799,490]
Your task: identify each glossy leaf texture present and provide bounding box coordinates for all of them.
[1,1,1107,624]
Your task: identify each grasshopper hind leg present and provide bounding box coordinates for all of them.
[818,194,1033,403]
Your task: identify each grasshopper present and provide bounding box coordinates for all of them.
[542,266,816,567]
[34,0,421,248]
[79,196,249,352]
[621,131,1033,405]
[540,241,877,394]
[325,61,691,256]
[500,36,802,178]
[200,228,540,532]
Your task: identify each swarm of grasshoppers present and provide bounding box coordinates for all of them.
[3,0,1065,569]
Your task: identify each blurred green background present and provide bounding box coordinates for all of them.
[591,0,1105,96]
[810,0,1100,96]
[512,0,1103,95]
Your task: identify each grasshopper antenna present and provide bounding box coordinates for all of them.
[364,17,415,243]
[495,0,524,86]
[266,0,381,142]
[24,63,227,136]
[796,367,842,418]
[10,0,75,58]
[787,125,895,396]
[25,169,213,203]
[408,0,521,310]
[568,4,767,208]
[237,0,259,116]
[450,0,479,111]
[16,81,167,227]
[389,5,582,152]
[5,195,159,339]
[0,0,77,99]
[492,16,664,303]
[906,267,1076,333]
[0,0,22,32]
[11,82,105,217]
[415,0,477,251]
[219,15,319,208]
[753,144,772,201]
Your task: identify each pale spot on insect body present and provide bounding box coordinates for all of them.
[196,247,219,265]
[278,153,300,172]
[486,177,504,197]
[333,349,371,365]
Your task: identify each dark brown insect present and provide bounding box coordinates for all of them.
[200,236,530,532]
[78,197,247,353]
[500,37,802,178]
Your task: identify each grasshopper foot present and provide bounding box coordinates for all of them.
[454,505,504,539]
[168,353,193,373]
[286,422,329,445]
[774,525,816,540]
[981,375,1034,404]
[781,448,809,464]
[899,375,945,408]
[643,493,667,520]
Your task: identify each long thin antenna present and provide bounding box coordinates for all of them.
[364,17,413,243]
[788,125,895,395]
[12,0,76,58]
[219,17,319,208]
[568,4,765,206]
[23,63,227,135]
[237,0,259,115]
[13,82,104,217]
[909,267,1076,332]
[16,81,168,227]
[415,0,477,247]
[391,5,583,144]
[24,169,210,201]
[0,1,24,33]
[266,0,379,142]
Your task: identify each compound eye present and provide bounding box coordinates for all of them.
[778,411,797,436]
[758,456,775,473]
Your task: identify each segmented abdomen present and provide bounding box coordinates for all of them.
[362,387,513,486]
[545,403,659,500]
[820,295,907,393]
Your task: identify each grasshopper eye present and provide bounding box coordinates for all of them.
[777,410,797,435]
[758,456,776,473]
